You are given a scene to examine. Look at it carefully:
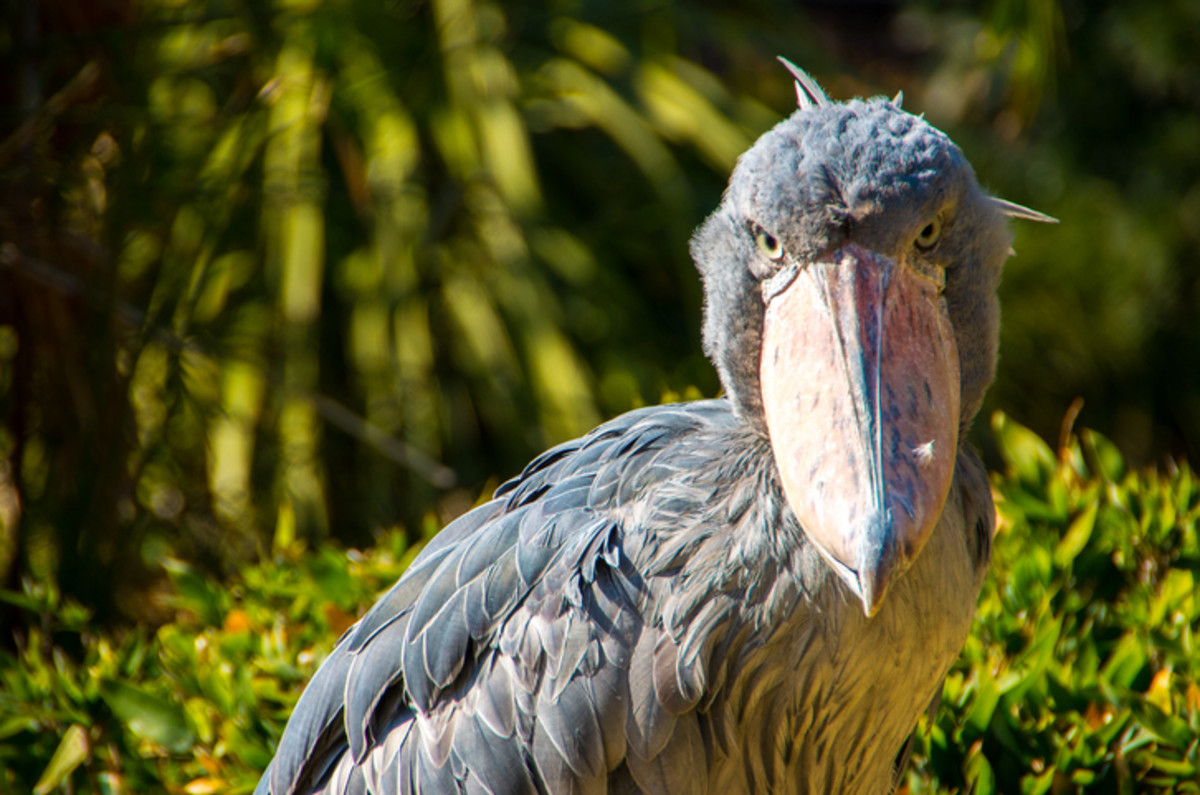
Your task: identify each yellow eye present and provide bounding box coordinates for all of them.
[754,225,784,261]
[915,216,943,250]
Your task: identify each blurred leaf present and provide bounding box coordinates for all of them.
[1082,429,1128,483]
[966,669,1000,733]
[100,680,194,753]
[0,713,39,740]
[32,724,89,795]
[963,740,995,795]
[1054,501,1098,568]
[993,411,1056,486]
[1129,696,1193,749]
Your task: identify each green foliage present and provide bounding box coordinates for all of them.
[904,414,1200,794]
[915,0,1200,465]
[3,0,1197,627]
[3,416,1199,792]
[0,533,416,794]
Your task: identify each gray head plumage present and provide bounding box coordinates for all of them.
[691,59,1054,433]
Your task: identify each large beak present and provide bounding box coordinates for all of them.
[760,243,960,617]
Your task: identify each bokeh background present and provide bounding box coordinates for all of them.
[1,0,1198,671]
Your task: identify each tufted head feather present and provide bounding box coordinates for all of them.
[778,56,829,111]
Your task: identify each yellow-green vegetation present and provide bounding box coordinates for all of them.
[4,0,1199,629]
[2,416,1198,794]
[907,416,1200,794]
[1,534,418,794]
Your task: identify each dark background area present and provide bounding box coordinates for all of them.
[1,0,1198,626]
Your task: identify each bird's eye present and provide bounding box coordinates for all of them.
[754,225,784,261]
[915,216,943,250]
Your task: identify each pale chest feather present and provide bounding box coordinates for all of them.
[690,455,986,795]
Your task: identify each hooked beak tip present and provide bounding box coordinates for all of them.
[859,587,883,618]
[855,559,894,618]
[853,523,907,618]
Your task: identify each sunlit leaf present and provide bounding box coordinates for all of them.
[1081,429,1128,483]
[32,724,89,795]
[1053,501,1098,568]
[992,411,1056,487]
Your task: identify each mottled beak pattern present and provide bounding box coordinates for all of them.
[761,244,961,616]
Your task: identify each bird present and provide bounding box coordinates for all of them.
[256,59,1055,795]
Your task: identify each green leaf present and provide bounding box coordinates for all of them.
[100,680,194,753]
[1129,696,1194,749]
[1071,769,1096,785]
[1101,633,1147,690]
[993,411,1056,486]
[966,670,1001,734]
[0,713,39,740]
[32,723,89,795]
[1003,613,1061,704]
[1082,428,1127,482]
[309,546,358,610]
[1054,501,1099,568]
[0,588,46,613]
[964,741,995,795]
[1022,768,1056,795]
[1139,752,1196,778]
[162,557,226,626]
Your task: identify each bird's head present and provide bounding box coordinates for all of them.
[691,60,1054,617]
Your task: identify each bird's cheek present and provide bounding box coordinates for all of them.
[759,245,961,616]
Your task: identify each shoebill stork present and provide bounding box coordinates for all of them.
[257,61,1054,795]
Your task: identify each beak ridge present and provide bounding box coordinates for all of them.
[760,244,960,616]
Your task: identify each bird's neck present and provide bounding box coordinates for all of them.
[628,411,984,793]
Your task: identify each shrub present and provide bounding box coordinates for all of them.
[3,416,1197,793]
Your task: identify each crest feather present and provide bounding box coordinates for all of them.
[777,56,828,111]
[991,197,1058,223]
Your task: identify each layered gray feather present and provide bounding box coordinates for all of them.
[257,401,992,794]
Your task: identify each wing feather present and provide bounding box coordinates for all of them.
[537,676,607,779]
[412,730,459,792]
[344,616,411,760]
[626,712,708,795]
[472,656,518,738]
[348,500,503,652]
[421,588,472,689]
[264,639,354,795]
[454,507,522,587]
[450,715,537,795]
[259,400,747,794]
[626,628,677,759]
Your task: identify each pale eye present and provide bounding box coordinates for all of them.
[754,225,784,261]
[915,216,943,250]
